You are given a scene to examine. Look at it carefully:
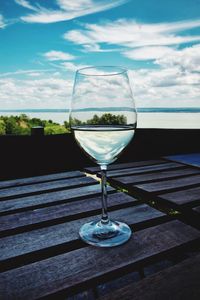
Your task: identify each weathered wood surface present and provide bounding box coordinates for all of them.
[111,167,199,185]
[0,165,200,299]
[134,174,200,193]
[96,161,200,228]
[0,204,165,265]
[105,162,184,178]
[0,170,83,189]
[0,184,114,215]
[84,159,167,174]
[159,186,200,207]
[100,253,200,300]
[0,176,96,199]
[0,192,138,234]
[1,220,199,300]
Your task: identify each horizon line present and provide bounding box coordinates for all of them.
[1,107,200,113]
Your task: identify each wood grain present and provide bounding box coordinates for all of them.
[0,184,115,215]
[85,160,167,174]
[106,162,183,178]
[100,254,200,300]
[134,174,200,193]
[0,203,165,263]
[1,220,199,300]
[111,167,200,185]
[0,192,137,234]
[0,176,96,199]
[159,186,200,207]
[0,171,83,189]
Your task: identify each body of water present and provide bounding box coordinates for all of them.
[0,108,200,129]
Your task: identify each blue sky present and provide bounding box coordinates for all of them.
[0,0,200,109]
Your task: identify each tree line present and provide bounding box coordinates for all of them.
[0,113,127,135]
[0,114,69,135]
[69,113,127,127]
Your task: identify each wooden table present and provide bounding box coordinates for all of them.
[86,158,200,229]
[1,160,200,299]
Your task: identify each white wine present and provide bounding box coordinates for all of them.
[73,125,135,166]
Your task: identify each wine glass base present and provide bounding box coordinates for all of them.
[79,220,132,247]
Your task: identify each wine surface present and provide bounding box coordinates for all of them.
[73,125,135,166]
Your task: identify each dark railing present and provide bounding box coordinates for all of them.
[0,129,199,180]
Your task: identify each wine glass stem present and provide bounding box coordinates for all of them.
[100,166,109,224]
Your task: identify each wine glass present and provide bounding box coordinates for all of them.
[70,66,137,247]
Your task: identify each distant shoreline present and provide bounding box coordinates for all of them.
[1,107,200,113]
[1,110,200,128]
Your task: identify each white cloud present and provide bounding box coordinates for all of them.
[0,14,6,29]
[14,0,38,11]
[129,65,200,107]
[156,44,200,72]
[63,29,118,52]
[127,44,200,106]
[0,76,73,109]
[0,69,54,78]
[123,46,175,60]
[15,0,128,24]
[63,18,200,108]
[61,62,89,72]
[26,72,45,77]
[57,0,93,11]
[45,59,90,72]
[70,65,200,108]
[43,50,75,61]
[64,19,200,51]
[1,62,199,110]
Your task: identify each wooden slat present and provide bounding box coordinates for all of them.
[0,176,96,199]
[85,159,167,173]
[134,174,200,194]
[0,192,137,234]
[111,167,200,185]
[0,171,83,189]
[106,162,183,178]
[0,184,114,215]
[0,204,165,264]
[159,186,200,207]
[100,254,200,300]
[1,220,199,300]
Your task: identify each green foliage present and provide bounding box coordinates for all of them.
[88,114,100,125]
[70,113,127,127]
[70,117,84,127]
[87,113,127,125]
[29,117,45,127]
[0,114,69,135]
[44,124,69,135]
[0,120,6,135]
[0,113,127,135]
[5,116,23,135]
[64,120,70,129]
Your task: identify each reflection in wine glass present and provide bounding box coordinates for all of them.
[70,66,137,247]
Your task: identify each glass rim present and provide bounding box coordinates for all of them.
[76,66,128,76]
